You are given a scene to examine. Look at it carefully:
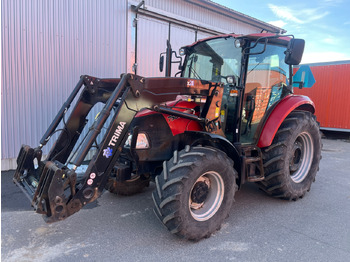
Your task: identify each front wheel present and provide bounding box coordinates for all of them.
[258,111,322,200]
[152,146,238,240]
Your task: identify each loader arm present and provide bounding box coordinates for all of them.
[14,74,223,223]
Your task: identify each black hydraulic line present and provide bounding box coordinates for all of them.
[154,105,206,123]
[40,76,85,146]
[72,74,129,167]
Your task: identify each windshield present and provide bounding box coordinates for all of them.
[182,37,242,84]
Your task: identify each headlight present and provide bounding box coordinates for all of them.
[135,133,150,149]
[179,48,186,56]
[234,39,244,48]
[227,76,234,84]
[124,132,150,149]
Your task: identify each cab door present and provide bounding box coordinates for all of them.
[240,42,290,144]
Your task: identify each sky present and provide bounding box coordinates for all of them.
[211,0,350,64]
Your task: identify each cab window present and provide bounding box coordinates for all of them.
[240,42,289,144]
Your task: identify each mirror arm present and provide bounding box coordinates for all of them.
[293,81,304,89]
[171,51,183,70]
[175,71,182,77]
[243,38,268,56]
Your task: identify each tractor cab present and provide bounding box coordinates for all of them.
[178,34,313,145]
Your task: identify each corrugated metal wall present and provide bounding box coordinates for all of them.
[136,15,206,77]
[145,0,262,34]
[133,0,266,78]
[1,0,128,169]
[294,61,350,131]
[136,15,170,77]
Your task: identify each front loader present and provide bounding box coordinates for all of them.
[14,33,321,240]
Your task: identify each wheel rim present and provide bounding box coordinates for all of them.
[189,171,224,221]
[289,132,314,183]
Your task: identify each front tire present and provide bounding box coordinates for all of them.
[152,146,237,240]
[258,111,322,200]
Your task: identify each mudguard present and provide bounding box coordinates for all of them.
[178,131,242,177]
[257,95,315,148]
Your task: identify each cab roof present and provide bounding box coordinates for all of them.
[185,33,292,48]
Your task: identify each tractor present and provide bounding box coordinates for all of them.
[14,33,321,240]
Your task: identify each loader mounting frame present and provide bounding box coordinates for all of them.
[14,74,223,223]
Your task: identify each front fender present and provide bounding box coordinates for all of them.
[178,131,241,177]
[257,95,315,148]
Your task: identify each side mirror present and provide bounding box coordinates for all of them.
[285,38,305,65]
[159,54,164,72]
[292,65,316,88]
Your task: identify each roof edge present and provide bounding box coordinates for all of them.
[185,0,286,34]
[298,60,350,67]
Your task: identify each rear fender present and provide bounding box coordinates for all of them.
[257,95,315,148]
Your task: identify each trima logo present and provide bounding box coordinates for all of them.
[108,122,126,147]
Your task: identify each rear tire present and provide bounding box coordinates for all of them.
[152,146,237,240]
[258,111,322,200]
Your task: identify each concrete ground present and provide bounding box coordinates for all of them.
[2,136,350,262]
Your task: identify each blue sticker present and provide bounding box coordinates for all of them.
[103,147,113,158]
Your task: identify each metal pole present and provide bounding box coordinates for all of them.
[165,40,172,77]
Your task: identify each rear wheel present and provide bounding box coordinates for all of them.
[258,111,322,200]
[152,146,237,240]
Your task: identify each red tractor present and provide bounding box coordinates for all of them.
[14,33,321,240]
